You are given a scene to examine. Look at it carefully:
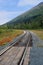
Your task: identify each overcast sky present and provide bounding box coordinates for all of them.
[0,0,43,25]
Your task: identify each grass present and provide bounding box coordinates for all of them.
[30,30,43,40]
[0,29,23,46]
[29,30,43,48]
[37,44,43,48]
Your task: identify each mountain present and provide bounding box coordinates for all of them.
[1,2,43,29]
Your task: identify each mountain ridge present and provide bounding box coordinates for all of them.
[1,2,43,29]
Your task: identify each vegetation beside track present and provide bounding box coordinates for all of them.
[0,29,23,46]
[30,30,43,40]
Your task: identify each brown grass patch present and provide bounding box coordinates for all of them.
[30,30,43,40]
[0,30,23,46]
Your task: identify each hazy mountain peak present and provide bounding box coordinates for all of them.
[38,2,43,6]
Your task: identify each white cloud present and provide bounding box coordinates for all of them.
[0,11,25,25]
[0,11,16,25]
[18,0,43,6]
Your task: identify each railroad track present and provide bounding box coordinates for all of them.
[0,31,32,65]
[0,31,26,56]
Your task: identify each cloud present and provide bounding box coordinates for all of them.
[0,11,16,25]
[0,11,25,25]
[18,0,43,6]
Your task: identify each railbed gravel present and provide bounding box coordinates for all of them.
[29,31,43,65]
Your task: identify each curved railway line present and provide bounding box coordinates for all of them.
[0,31,32,65]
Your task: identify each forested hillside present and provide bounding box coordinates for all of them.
[0,2,43,29]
